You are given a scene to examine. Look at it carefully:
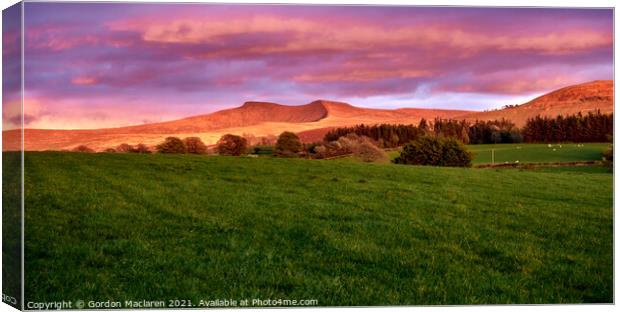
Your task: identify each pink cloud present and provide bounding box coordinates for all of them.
[432,63,612,95]
[71,76,98,85]
[108,15,611,59]
[294,69,432,83]
[18,4,613,129]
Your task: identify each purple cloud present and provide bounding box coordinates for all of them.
[17,3,613,129]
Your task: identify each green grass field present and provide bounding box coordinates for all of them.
[468,143,610,165]
[22,152,612,305]
[385,143,610,165]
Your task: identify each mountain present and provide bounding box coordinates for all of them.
[3,100,471,151]
[2,80,613,151]
[119,100,330,134]
[457,80,613,126]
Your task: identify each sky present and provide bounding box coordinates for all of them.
[2,3,614,129]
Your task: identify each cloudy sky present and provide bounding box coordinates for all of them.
[3,3,613,129]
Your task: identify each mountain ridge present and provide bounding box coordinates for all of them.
[3,80,613,151]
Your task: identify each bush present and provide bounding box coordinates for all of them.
[311,134,385,162]
[72,145,94,153]
[217,134,248,156]
[353,140,388,163]
[133,143,152,154]
[393,136,472,167]
[116,143,151,153]
[312,136,355,159]
[184,137,208,154]
[156,137,187,154]
[275,131,302,157]
[103,148,116,153]
[116,143,135,153]
[303,142,322,156]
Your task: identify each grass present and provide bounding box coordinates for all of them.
[3,152,22,307]
[467,143,609,165]
[526,165,611,174]
[385,143,610,165]
[23,152,612,305]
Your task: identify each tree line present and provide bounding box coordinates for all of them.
[324,123,425,148]
[323,118,522,146]
[522,111,613,143]
[323,111,613,145]
[71,111,612,154]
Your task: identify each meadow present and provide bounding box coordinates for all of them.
[22,151,612,305]
[468,143,610,165]
[384,143,610,165]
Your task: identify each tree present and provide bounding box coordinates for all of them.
[184,137,208,154]
[275,131,302,157]
[217,134,248,156]
[418,118,429,134]
[460,127,470,145]
[393,136,472,167]
[324,123,422,147]
[523,112,613,143]
[156,137,186,154]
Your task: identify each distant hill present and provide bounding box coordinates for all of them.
[3,80,613,151]
[457,80,613,126]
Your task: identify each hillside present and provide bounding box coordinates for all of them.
[458,80,613,126]
[2,80,613,151]
[120,100,330,134]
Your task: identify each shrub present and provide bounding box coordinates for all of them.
[311,134,385,162]
[304,142,322,155]
[275,131,302,157]
[217,134,248,156]
[393,136,472,167]
[116,143,135,153]
[353,140,388,163]
[72,145,94,153]
[133,143,152,154]
[312,136,355,159]
[156,137,187,154]
[103,148,116,153]
[116,143,151,153]
[183,137,208,154]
